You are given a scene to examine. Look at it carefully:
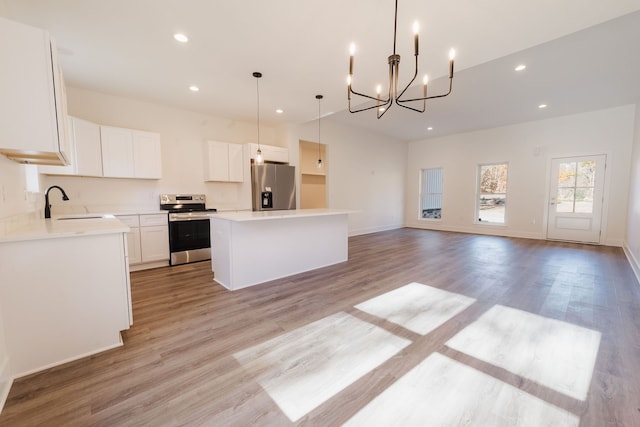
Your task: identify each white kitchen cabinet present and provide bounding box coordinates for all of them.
[133,131,162,179]
[40,117,103,176]
[0,17,70,165]
[117,213,168,270]
[248,143,289,163]
[118,215,142,265]
[139,214,169,263]
[101,126,134,178]
[0,231,130,377]
[101,126,162,179]
[204,140,244,182]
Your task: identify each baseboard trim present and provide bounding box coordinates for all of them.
[349,224,402,237]
[623,242,640,285]
[0,357,12,414]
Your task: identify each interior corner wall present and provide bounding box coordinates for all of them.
[624,100,640,281]
[288,120,406,236]
[405,105,636,245]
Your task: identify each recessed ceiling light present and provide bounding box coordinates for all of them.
[515,64,526,71]
[276,109,284,114]
[174,33,189,43]
[189,85,199,92]
[538,104,547,109]
[427,127,433,131]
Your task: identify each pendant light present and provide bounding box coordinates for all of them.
[253,72,264,164]
[316,95,323,169]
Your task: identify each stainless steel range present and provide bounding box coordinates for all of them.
[160,194,216,266]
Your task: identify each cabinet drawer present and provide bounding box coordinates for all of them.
[139,213,168,227]
[117,215,139,228]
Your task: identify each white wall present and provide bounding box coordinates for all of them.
[289,120,406,235]
[624,101,640,279]
[405,105,636,245]
[41,86,288,213]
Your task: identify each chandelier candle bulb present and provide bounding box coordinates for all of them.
[423,74,428,96]
[413,22,419,55]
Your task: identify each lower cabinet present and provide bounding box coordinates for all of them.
[0,232,131,378]
[117,213,169,271]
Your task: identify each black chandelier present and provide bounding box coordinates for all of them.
[347,0,456,118]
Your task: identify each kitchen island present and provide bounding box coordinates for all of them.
[210,209,349,290]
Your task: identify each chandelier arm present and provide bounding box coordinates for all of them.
[349,86,390,103]
[398,77,453,102]
[395,55,420,102]
[395,101,426,113]
[348,98,391,114]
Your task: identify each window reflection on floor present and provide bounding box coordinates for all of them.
[232,311,410,422]
[355,282,475,335]
[446,304,601,401]
[344,353,579,426]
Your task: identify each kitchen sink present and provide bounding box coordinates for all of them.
[56,216,105,220]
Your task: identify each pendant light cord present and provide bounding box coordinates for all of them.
[256,75,261,149]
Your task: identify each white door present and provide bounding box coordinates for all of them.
[547,155,606,243]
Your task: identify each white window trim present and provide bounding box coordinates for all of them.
[475,162,509,226]
[419,167,443,221]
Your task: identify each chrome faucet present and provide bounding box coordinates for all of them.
[44,185,69,219]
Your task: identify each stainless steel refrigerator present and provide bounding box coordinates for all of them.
[251,164,296,211]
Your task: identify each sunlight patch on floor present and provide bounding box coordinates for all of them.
[446,304,601,401]
[232,311,411,422]
[344,352,579,426]
[354,282,476,335]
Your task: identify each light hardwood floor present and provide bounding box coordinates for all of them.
[1,228,639,425]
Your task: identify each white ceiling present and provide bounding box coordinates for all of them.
[2,0,640,141]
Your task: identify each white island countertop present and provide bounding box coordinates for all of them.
[214,209,351,222]
[0,214,129,243]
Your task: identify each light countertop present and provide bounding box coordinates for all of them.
[212,209,351,222]
[0,214,130,243]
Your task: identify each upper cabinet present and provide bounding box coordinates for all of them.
[101,126,162,179]
[248,143,289,164]
[40,116,103,176]
[204,140,244,182]
[0,17,70,165]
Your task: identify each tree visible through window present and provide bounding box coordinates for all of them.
[477,163,508,224]
[420,168,443,219]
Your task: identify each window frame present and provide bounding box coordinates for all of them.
[419,167,443,221]
[475,162,509,226]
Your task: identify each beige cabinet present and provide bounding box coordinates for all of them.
[40,117,103,176]
[0,17,70,165]
[204,140,244,182]
[101,126,162,179]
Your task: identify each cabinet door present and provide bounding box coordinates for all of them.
[140,225,169,263]
[126,227,142,265]
[205,140,230,181]
[73,117,103,176]
[101,126,134,178]
[0,17,67,164]
[228,143,244,182]
[133,130,162,179]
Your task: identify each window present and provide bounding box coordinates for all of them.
[420,168,443,219]
[556,160,595,213]
[477,163,508,224]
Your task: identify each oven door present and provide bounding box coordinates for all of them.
[168,218,211,265]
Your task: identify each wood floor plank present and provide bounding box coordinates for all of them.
[0,228,639,425]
